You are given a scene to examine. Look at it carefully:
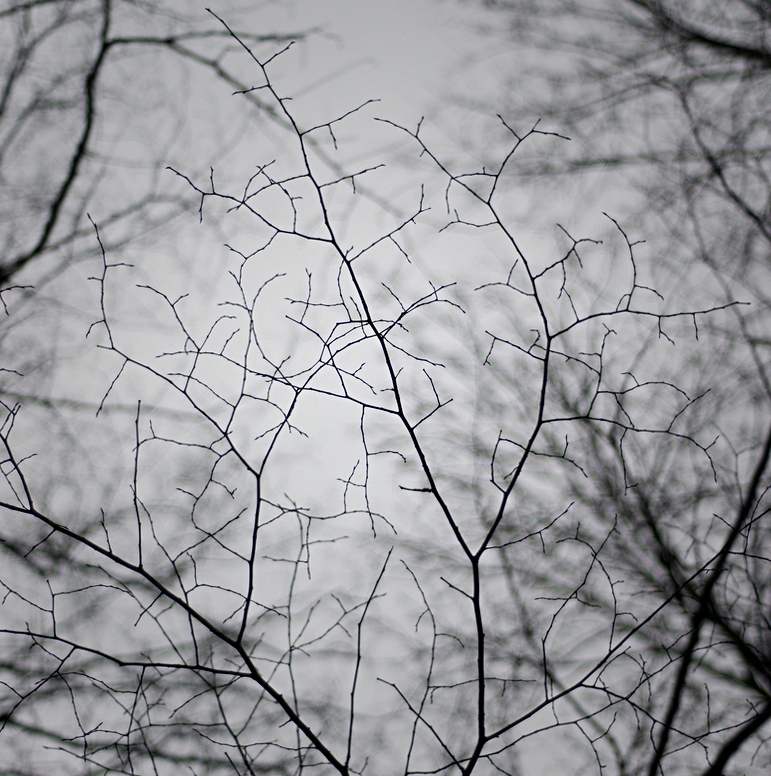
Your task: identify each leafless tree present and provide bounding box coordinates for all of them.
[0,0,312,289]
[458,1,771,773]
[0,12,745,776]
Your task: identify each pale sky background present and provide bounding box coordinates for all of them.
[251,0,497,122]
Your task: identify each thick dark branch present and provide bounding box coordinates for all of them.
[648,420,771,776]
[0,0,111,285]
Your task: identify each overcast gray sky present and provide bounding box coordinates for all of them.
[224,0,498,126]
